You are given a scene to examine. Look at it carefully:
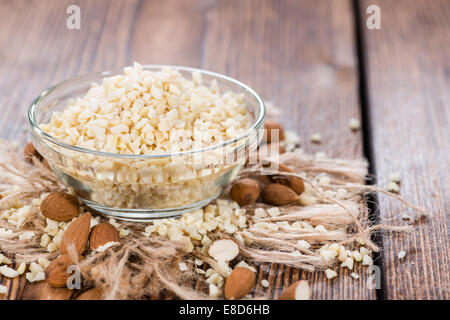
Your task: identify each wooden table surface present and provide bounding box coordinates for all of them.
[0,0,448,300]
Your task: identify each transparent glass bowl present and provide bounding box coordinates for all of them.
[28,65,265,221]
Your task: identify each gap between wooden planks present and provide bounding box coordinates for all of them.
[1,0,375,300]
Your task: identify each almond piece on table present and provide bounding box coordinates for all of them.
[279,280,311,300]
[40,192,80,222]
[24,142,42,163]
[89,223,120,250]
[76,287,103,300]
[45,255,74,288]
[224,267,256,300]
[264,120,285,143]
[60,212,91,256]
[230,178,260,206]
[208,239,239,262]
[262,183,299,206]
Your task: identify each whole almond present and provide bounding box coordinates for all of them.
[76,287,103,300]
[40,192,80,222]
[271,175,305,194]
[262,183,298,206]
[224,267,256,300]
[279,280,311,300]
[24,142,42,163]
[264,162,305,194]
[89,223,120,250]
[230,179,260,206]
[60,212,91,256]
[264,120,285,143]
[45,255,74,288]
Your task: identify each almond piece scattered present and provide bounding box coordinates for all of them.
[261,183,299,206]
[362,255,373,266]
[325,269,337,279]
[45,255,74,288]
[310,133,322,143]
[76,287,103,300]
[230,179,260,206]
[349,118,360,131]
[89,222,120,250]
[279,280,311,300]
[59,212,91,256]
[0,265,19,278]
[40,192,80,222]
[389,172,401,183]
[208,239,239,262]
[387,181,400,193]
[264,120,285,143]
[224,267,256,300]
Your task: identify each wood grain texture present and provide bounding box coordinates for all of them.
[359,0,449,299]
[0,0,368,299]
[199,0,368,300]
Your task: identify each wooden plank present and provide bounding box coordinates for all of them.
[0,0,141,299]
[0,0,207,300]
[202,0,370,299]
[0,0,140,142]
[359,0,450,299]
[0,0,369,299]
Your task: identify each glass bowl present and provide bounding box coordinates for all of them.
[28,65,265,221]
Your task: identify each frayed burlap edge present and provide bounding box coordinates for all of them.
[0,143,424,299]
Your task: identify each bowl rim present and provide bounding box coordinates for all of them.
[28,65,266,159]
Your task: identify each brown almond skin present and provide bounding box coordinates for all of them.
[60,212,91,256]
[24,142,42,163]
[279,280,302,300]
[76,287,103,300]
[264,120,285,143]
[271,175,305,195]
[230,179,260,206]
[89,223,120,250]
[264,162,305,195]
[45,255,74,288]
[262,184,298,206]
[40,192,80,222]
[224,267,256,300]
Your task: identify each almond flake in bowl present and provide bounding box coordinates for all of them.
[29,63,265,220]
